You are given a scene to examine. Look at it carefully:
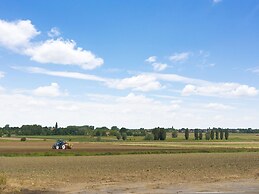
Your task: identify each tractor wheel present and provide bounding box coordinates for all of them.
[62,145,66,149]
[55,145,59,149]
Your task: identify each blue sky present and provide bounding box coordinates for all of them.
[0,0,259,128]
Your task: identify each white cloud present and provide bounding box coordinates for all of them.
[0,19,103,70]
[33,83,66,97]
[152,73,209,85]
[182,83,258,97]
[0,71,5,78]
[48,27,60,37]
[15,66,259,97]
[13,66,107,82]
[0,89,259,128]
[152,63,168,71]
[117,93,155,104]
[205,103,233,110]
[169,52,191,62]
[0,19,40,51]
[107,74,162,92]
[25,39,103,70]
[145,56,157,63]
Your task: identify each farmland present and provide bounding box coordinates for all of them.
[0,133,259,193]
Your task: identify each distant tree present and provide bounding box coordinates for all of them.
[95,130,101,136]
[159,128,166,140]
[4,124,10,130]
[144,133,154,141]
[199,130,203,140]
[215,129,219,140]
[122,133,127,141]
[111,126,119,131]
[225,129,229,140]
[152,128,166,140]
[101,130,107,136]
[55,122,58,130]
[172,130,178,138]
[116,132,122,140]
[210,129,214,140]
[185,128,189,140]
[152,128,160,140]
[194,129,199,140]
[120,127,127,134]
[205,130,210,140]
[220,128,224,140]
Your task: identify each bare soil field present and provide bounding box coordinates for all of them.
[1,153,259,193]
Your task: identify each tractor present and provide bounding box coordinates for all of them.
[52,139,72,149]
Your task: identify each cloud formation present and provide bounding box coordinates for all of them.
[152,63,168,71]
[16,66,259,97]
[0,19,39,51]
[25,39,103,70]
[145,55,168,71]
[0,19,103,70]
[14,66,106,82]
[205,103,233,110]
[107,74,162,92]
[145,56,157,63]
[182,83,258,97]
[33,83,66,97]
[48,27,60,37]
[169,52,191,62]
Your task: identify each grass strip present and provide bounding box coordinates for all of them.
[0,147,259,157]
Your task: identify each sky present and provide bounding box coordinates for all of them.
[0,0,259,129]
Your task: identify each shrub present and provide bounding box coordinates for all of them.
[122,133,127,141]
[144,133,154,141]
[20,137,26,141]
[116,132,121,140]
[185,128,189,140]
[172,130,178,138]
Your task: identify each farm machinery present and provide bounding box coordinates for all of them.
[52,139,72,149]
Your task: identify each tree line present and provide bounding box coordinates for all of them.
[0,123,256,139]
